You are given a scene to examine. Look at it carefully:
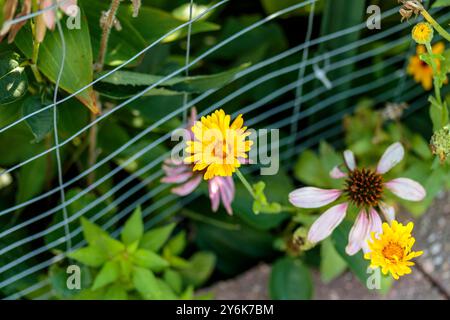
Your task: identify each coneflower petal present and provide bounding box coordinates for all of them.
[377,142,405,174]
[385,178,426,201]
[289,187,342,208]
[307,203,348,243]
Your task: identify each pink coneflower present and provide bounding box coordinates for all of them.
[162,108,235,215]
[289,142,426,255]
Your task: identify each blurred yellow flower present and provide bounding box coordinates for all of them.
[364,220,423,280]
[185,109,253,180]
[407,42,445,90]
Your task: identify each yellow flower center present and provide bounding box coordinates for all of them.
[382,242,404,262]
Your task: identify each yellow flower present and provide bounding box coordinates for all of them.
[185,109,253,180]
[364,220,423,280]
[412,22,433,44]
[407,42,445,90]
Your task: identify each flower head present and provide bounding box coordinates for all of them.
[430,125,450,162]
[184,109,253,180]
[162,108,235,215]
[407,42,446,90]
[412,22,433,44]
[364,220,423,280]
[289,142,426,255]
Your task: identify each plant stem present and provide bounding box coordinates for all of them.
[421,9,450,43]
[425,42,443,106]
[87,108,100,186]
[235,169,256,199]
[95,0,121,72]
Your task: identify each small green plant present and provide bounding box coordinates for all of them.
[63,207,216,300]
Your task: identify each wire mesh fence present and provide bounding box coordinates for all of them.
[0,0,447,299]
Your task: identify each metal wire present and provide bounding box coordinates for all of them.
[0,0,446,299]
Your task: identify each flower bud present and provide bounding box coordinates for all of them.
[430,125,450,162]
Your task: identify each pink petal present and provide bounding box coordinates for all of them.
[329,166,347,179]
[307,203,348,243]
[379,201,395,223]
[377,142,404,174]
[171,175,202,196]
[161,171,193,184]
[208,177,235,215]
[362,208,383,254]
[385,178,426,201]
[220,177,235,215]
[346,209,370,256]
[59,0,78,16]
[208,179,220,212]
[289,187,342,208]
[343,150,356,170]
[41,0,55,30]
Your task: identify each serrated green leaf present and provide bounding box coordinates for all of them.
[121,206,144,245]
[163,269,183,294]
[269,257,313,300]
[132,267,160,299]
[131,249,169,271]
[92,260,120,291]
[165,231,186,256]
[22,96,53,142]
[0,51,27,105]
[140,223,176,252]
[80,217,109,246]
[68,246,107,267]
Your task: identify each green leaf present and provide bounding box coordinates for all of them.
[132,267,161,299]
[22,96,53,142]
[163,269,183,294]
[15,154,48,207]
[269,257,313,300]
[104,284,128,300]
[97,63,250,95]
[294,149,331,188]
[251,181,282,215]
[432,0,450,8]
[0,51,27,105]
[68,246,107,267]
[179,252,216,288]
[131,249,169,271]
[14,10,98,113]
[165,231,187,256]
[320,238,347,283]
[79,218,124,258]
[81,217,109,246]
[140,223,176,252]
[92,260,120,291]
[121,206,144,245]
